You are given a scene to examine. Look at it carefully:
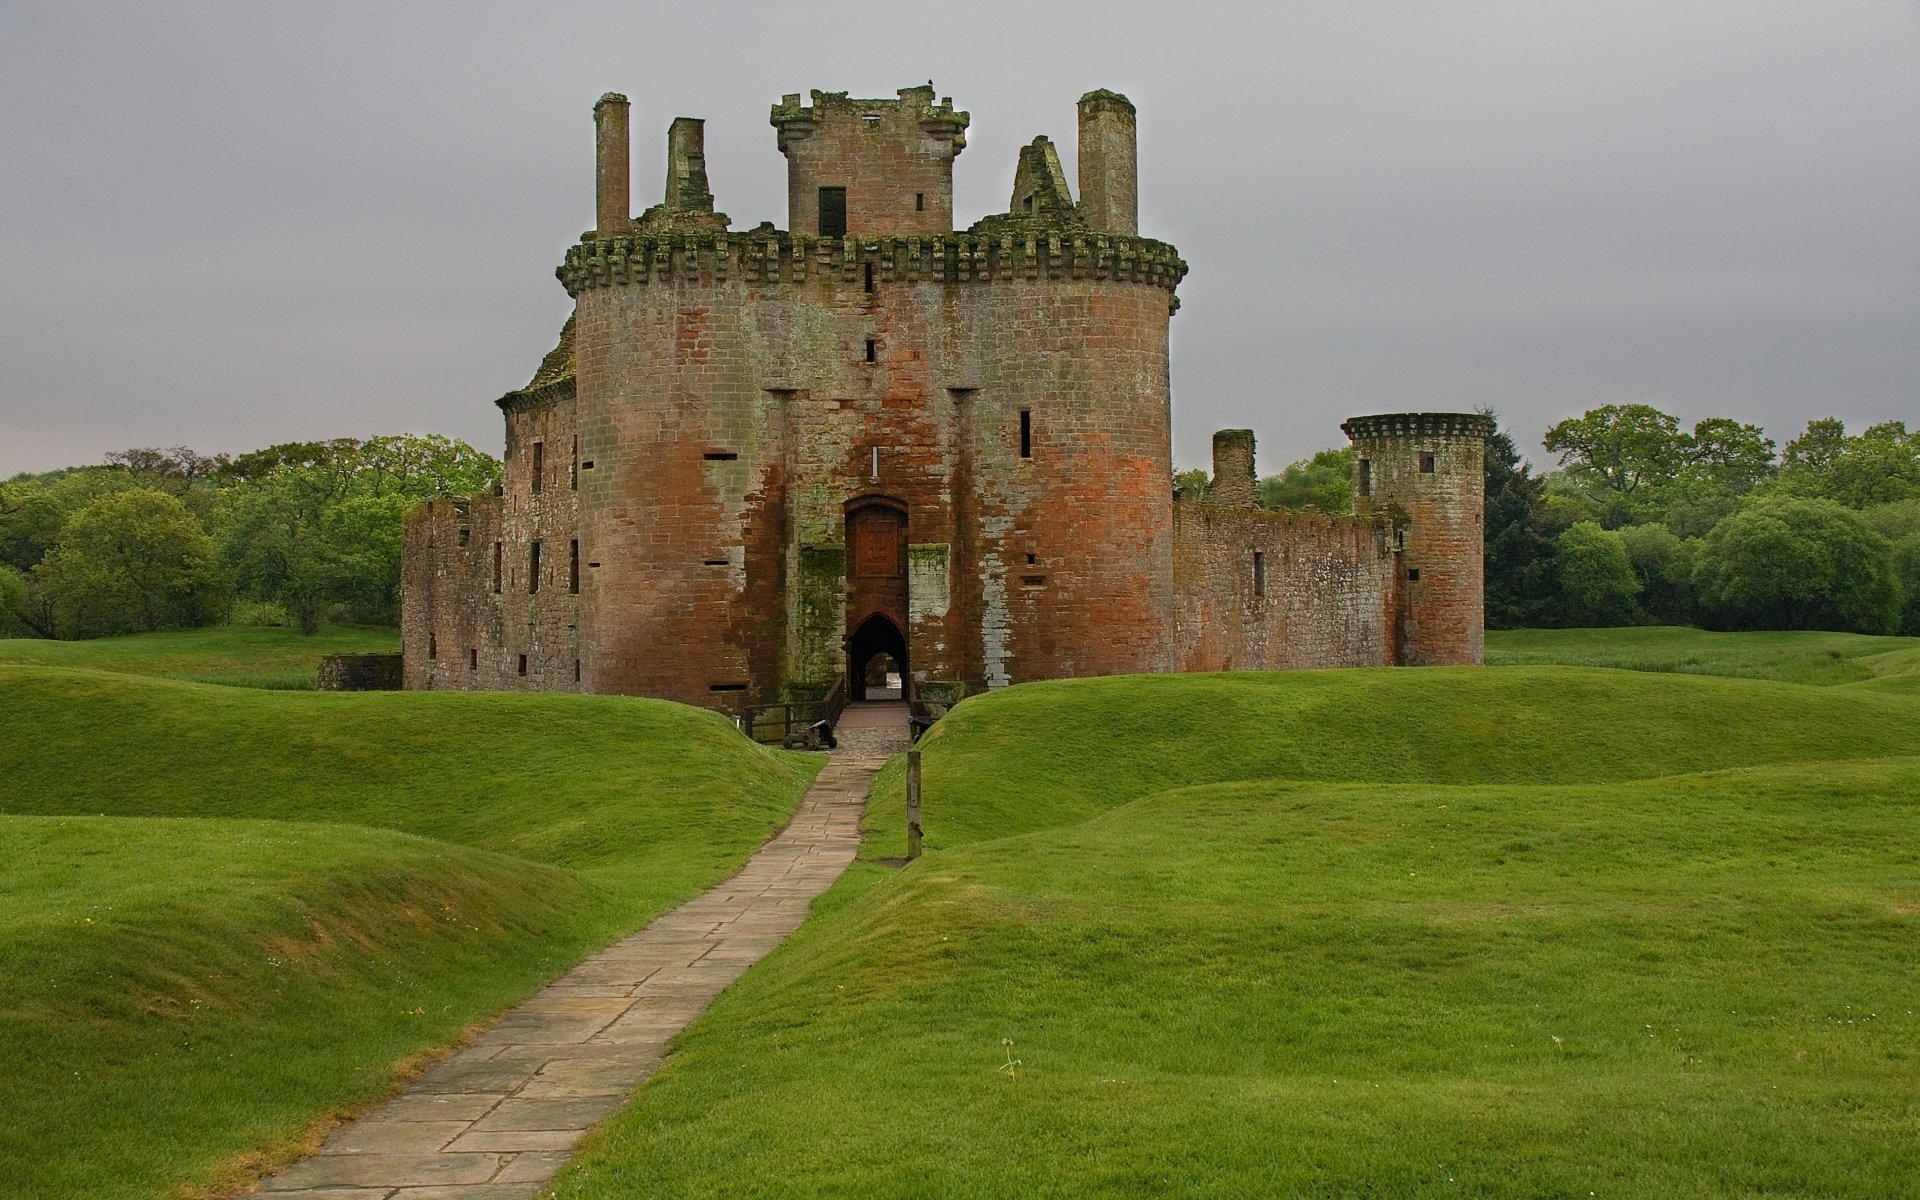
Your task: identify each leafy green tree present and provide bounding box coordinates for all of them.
[1893,533,1920,636]
[1551,522,1641,627]
[1777,419,1920,508]
[1258,447,1354,514]
[216,434,500,632]
[1683,418,1775,495]
[0,564,32,637]
[34,489,229,637]
[1482,420,1555,628]
[1617,524,1695,625]
[1173,468,1211,502]
[1692,497,1900,634]
[1543,404,1689,506]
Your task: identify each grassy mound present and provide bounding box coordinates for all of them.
[551,663,1920,1199]
[1487,626,1920,686]
[0,625,398,688]
[861,666,1920,851]
[0,665,819,1199]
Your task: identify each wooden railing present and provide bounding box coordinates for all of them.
[740,673,851,750]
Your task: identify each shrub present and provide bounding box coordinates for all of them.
[34,489,229,638]
[1692,497,1900,634]
[1617,524,1696,624]
[1552,522,1641,627]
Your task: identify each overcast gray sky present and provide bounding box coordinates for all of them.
[3,1,1916,479]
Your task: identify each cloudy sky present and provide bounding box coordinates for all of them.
[2,1,1915,479]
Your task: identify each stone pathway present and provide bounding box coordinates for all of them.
[832,699,912,759]
[255,752,884,1198]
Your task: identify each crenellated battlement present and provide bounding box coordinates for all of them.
[556,229,1187,298]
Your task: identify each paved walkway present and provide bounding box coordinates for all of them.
[256,751,884,1198]
[833,700,911,758]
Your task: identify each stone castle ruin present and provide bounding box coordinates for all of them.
[400,84,1490,710]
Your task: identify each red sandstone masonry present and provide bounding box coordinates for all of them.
[399,84,1489,710]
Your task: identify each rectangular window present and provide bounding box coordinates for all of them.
[818,186,846,237]
[569,540,580,594]
[458,527,470,547]
[1408,568,1421,582]
[517,654,528,677]
[468,648,477,670]
[428,634,437,659]
[1254,551,1266,598]
[1019,409,1032,458]
[571,436,579,490]
[529,541,541,593]
[492,542,502,592]
[1358,458,1372,497]
[531,441,544,493]
[915,192,925,212]
[1419,452,1436,474]
[864,338,876,363]
[574,659,581,683]
[863,262,875,293]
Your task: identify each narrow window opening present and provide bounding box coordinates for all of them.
[818,186,847,237]
[568,540,580,594]
[428,634,437,660]
[709,682,748,692]
[869,445,880,479]
[517,654,528,677]
[574,659,581,683]
[467,648,477,670]
[703,451,738,461]
[915,192,925,212]
[570,436,579,490]
[529,541,541,594]
[1408,568,1422,582]
[427,528,435,549]
[704,558,728,566]
[1026,552,1036,565]
[863,262,875,292]
[458,527,470,547]
[1254,551,1266,597]
[1358,458,1372,497]
[1419,452,1436,474]
[581,459,595,470]
[1021,574,1046,587]
[864,338,876,363]
[492,542,502,592]
[531,441,544,494]
[1019,409,1032,458]
[861,113,880,129]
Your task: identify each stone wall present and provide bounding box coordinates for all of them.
[1172,505,1399,672]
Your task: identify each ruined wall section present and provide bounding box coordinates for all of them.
[400,380,582,692]
[1172,505,1398,671]
[1342,412,1492,666]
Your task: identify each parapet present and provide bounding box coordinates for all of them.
[556,229,1188,300]
[1340,413,1495,442]
[771,84,969,236]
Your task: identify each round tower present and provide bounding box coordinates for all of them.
[1340,413,1493,666]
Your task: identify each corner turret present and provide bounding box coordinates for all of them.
[771,84,969,236]
[1341,413,1494,665]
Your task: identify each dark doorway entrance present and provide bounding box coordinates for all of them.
[845,498,909,701]
[848,611,907,701]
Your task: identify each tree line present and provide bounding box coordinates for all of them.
[0,437,499,639]
[1243,406,1918,636]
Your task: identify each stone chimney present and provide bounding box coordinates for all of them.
[1077,89,1138,235]
[1211,429,1257,509]
[593,92,632,236]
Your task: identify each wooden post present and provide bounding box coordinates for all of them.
[906,749,923,861]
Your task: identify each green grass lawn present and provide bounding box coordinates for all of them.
[0,665,820,1199]
[551,663,1920,1199]
[0,624,399,688]
[1487,625,1920,686]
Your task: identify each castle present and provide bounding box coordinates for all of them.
[400,84,1490,711]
